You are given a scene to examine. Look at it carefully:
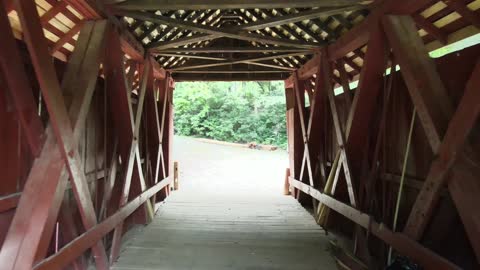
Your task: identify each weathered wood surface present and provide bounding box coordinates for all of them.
[112,136,336,270]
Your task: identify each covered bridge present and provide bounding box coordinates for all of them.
[0,0,479,269]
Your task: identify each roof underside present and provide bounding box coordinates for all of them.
[6,0,480,82]
[113,0,373,81]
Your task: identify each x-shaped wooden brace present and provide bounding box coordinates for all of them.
[0,1,110,269]
[151,75,171,204]
[292,71,320,214]
[141,59,171,207]
[312,51,360,228]
[109,57,155,262]
[383,15,480,262]
[293,50,359,221]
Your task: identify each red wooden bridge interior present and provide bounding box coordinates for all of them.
[0,0,480,269]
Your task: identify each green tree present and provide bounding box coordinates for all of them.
[173,81,288,148]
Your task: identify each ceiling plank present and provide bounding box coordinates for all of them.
[247,61,296,71]
[114,0,370,10]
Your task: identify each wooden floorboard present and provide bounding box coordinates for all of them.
[112,136,336,270]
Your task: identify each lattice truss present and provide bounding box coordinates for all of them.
[116,2,370,81]
[4,0,480,82]
[110,0,480,81]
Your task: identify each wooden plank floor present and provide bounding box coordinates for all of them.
[112,136,336,270]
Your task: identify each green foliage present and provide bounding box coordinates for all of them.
[173,81,288,149]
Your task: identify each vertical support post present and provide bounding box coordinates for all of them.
[284,82,304,198]
[0,72,21,196]
[173,161,179,190]
[345,21,387,179]
[0,0,45,156]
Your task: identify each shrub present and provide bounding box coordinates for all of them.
[173,81,288,149]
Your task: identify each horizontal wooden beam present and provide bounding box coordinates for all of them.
[173,73,290,81]
[172,70,288,73]
[289,178,460,270]
[152,47,311,53]
[170,52,310,71]
[113,0,370,10]
[33,177,172,270]
[149,33,214,50]
[156,53,227,61]
[0,168,113,213]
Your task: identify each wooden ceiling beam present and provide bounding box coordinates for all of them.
[153,47,310,53]
[115,9,332,49]
[113,0,370,11]
[248,61,296,71]
[172,69,288,74]
[171,52,312,71]
[155,53,227,61]
[173,73,290,82]
[150,34,214,50]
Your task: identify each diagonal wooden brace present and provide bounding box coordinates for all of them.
[0,4,110,268]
